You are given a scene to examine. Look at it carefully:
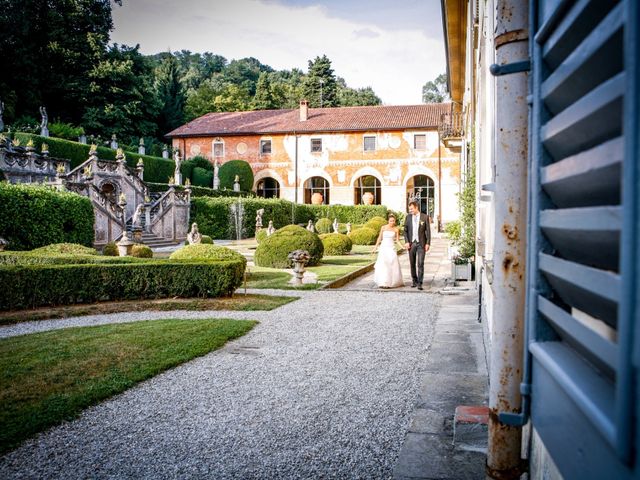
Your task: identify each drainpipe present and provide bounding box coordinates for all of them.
[486,0,529,478]
[293,132,298,224]
[438,129,442,231]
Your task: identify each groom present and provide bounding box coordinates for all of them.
[404,201,431,290]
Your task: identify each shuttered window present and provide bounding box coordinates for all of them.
[528,0,638,477]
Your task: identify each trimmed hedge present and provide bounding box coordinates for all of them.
[254,225,323,268]
[169,244,246,263]
[13,133,175,183]
[146,182,250,198]
[192,167,214,187]
[201,235,213,244]
[0,183,94,251]
[315,218,333,234]
[0,252,145,266]
[218,159,254,192]
[30,243,98,256]
[348,227,378,245]
[364,216,388,233]
[103,242,118,256]
[0,259,246,310]
[256,229,268,244]
[320,233,353,255]
[190,197,387,240]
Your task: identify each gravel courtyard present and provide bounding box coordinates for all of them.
[0,289,440,479]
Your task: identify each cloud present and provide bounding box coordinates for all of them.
[111,0,445,104]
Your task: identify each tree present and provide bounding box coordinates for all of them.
[303,55,338,107]
[251,72,280,110]
[337,76,381,106]
[184,76,251,120]
[155,55,185,135]
[422,73,449,103]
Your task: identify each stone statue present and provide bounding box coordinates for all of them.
[332,218,339,233]
[266,220,275,236]
[187,222,202,245]
[213,160,220,189]
[0,99,4,132]
[39,106,49,137]
[174,150,182,185]
[346,222,352,235]
[255,208,264,230]
[138,137,145,155]
[162,144,169,159]
[132,204,145,229]
[233,174,241,192]
[306,220,315,232]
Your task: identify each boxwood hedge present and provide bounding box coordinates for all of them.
[254,225,323,268]
[0,183,94,251]
[320,233,353,255]
[348,227,378,245]
[0,259,246,311]
[218,159,254,192]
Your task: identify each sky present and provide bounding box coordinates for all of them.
[110,0,446,105]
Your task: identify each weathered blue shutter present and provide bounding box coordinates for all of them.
[528,0,639,477]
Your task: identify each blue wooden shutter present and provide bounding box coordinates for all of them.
[528,0,639,477]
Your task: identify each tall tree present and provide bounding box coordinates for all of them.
[0,0,117,123]
[252,72,279,110]
[303,55,338,108]
[422,73,449,103]
[155,55,185,135]
[337,77,381,106]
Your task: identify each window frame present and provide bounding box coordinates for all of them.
[310,138,323,153]
[213,141,224,159]
[414,134,427,150]
[363,135,376,152]
[260,139,272,155]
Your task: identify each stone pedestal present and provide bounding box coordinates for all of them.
[117,234,134,256]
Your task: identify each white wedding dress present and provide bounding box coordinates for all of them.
[374,230,404,288]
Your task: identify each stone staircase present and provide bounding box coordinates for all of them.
[139,232,182,249]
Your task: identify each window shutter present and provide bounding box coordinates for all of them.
[527,0,638,477]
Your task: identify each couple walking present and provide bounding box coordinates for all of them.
[373,201,431,290]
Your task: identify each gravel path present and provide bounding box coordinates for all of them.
[0,289,439,479]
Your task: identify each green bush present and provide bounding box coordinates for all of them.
[30,243,98,256]
[0,183,94,251]
[201,235,213,244]
[0,252,145,266]
[256,229,268,244]
[192,167,214,187]
[103,242,119,256]
[363,216,388,233]
[131,244,153,258]
[218,159,254,192]
[13,133,175,183]
[348,227,378,245]
[315,218,332,234]
[0,260,246,310]
[320,233,353,255]
[146,182,249,198]
[170,244,246,264]
[304,205,388,224]
[48,122,84,141]
[254,225,324,268]
[444,220,462,244]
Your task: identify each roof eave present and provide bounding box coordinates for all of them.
[441,0,468,104]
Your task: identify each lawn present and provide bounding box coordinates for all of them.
[0,318,256,454]
[0,294,297,326]
[246,251,376,289]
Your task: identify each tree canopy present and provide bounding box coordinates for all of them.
[422,73,449,103]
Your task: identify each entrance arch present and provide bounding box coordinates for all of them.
[304,176,330,204]
[256,177,280,198]
[406,175,435,218]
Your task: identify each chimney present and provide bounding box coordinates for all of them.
[299,100,308,121]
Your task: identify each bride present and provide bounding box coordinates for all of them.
[372,214,404,288]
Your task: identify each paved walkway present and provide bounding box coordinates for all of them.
[0,236,488,479]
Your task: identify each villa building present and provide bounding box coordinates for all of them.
[167,102,462,223]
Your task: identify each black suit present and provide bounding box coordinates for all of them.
[404,213,431,285]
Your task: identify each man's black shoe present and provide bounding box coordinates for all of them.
[411,283,417,288]
[418,285,424,290]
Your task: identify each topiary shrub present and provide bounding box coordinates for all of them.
[218,159,254,192]
[256,229,268,244]
[254,225,324,268]
[315,217,332,234]
[103,242,119,256]
[170,244,246,264]
[201,235,213,244]
[192,167,214,187]
[131,244,153,258]
[348,227,378,245]
[0,183,95,251]
[30,243,98,256]
[364,216,388,233]
[320,233,353,255]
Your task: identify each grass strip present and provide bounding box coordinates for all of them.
[0,318,256,454]
[0,294,297,325]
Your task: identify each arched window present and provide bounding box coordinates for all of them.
[354,175,382,205]
[256,177,280,198]
[304,176,330,204]
[406,175,435,218]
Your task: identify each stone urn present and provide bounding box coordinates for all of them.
[311,192,324,205]
[117,232,135,256]
[362,191,374,205]
[288,249,311,285]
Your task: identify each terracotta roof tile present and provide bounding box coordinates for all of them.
[166,103,453,137]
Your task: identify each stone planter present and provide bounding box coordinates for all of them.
[311,192,324,205]
[117,234,135,256]
[362,192,374,205]
[452,260,472,281]
[288,249,310,285]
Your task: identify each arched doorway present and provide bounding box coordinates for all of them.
[354,175,381,205]
[256,177,280,198]
[406,175,435,218]
[304,176,330,204]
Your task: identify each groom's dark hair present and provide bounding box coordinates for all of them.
[408,200,419,209]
